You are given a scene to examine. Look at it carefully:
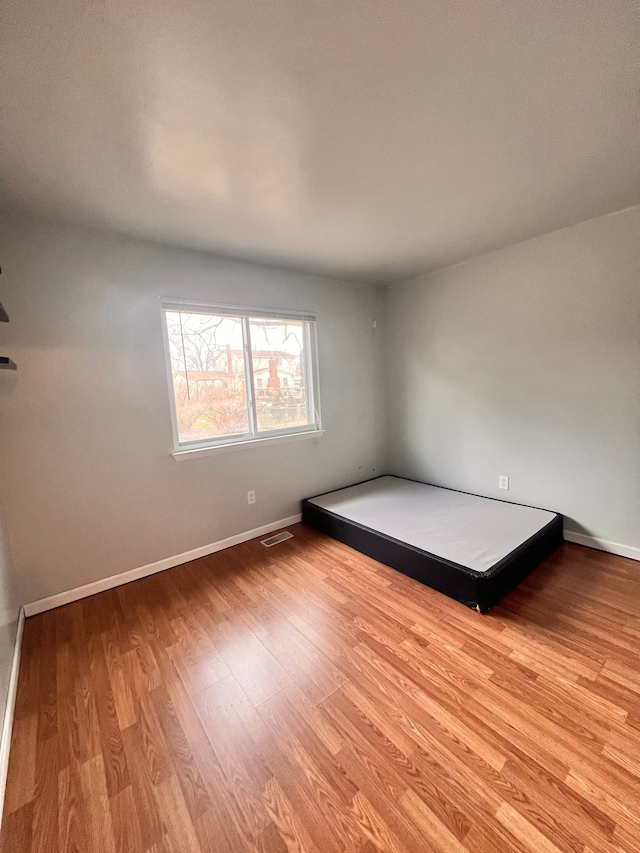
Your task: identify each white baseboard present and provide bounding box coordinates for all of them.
[0,607,25,829]
[24,514,302,617]
[564,530,640,562]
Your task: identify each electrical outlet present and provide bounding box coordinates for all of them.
[499,476,509,491]
[247,490,256,505]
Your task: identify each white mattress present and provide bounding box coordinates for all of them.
[308,476,556,573]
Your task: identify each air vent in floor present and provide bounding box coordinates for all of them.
[261,531,294,547]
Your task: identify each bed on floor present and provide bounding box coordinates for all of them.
[301,476,563,611]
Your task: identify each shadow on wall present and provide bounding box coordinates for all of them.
[562,519,604,538]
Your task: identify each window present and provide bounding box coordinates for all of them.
[162,301,321,454]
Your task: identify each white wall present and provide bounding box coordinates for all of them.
[384,207,640,551]
[0,214,383,605]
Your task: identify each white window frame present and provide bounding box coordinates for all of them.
[161,299,322,459]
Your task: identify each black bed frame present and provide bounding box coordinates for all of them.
[301,479,563,612]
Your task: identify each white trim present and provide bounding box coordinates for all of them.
[24,514,302,617]
[564,530,640,562]
[160,304,182,454]
[0,607,25,829]
[242,317,259,437]
[172,429,324,460]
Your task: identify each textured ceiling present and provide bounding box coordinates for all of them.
[1,0,639,283]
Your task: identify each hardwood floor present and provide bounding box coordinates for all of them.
[1,524,639,853]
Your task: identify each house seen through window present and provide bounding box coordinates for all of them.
[162,303,320,451]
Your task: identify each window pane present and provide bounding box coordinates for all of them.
[249,318,310,433]
[165,311,249,443]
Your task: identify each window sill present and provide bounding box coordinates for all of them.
[172,429,325,461]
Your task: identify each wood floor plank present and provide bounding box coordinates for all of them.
[257,689,358,809]
[193,680,272,841]
[29,733,60,853]
[495,802,566,853]
[2,530,640,853]
[120,723,168,849]
[109,786,144,853]
[347,787,411,853]
[78,754,117,853]
[153,774,203,853]
[57,765,87,853]
[207,617,292,706]
[257,734,363,852]
[0,803,33,853]
[261,776,323,853]
[196,676,272,787]
[3,714,37,813]
[500,757,616,850]
[150,685,212,823]
[102,634,138,731]
[86,630,131,798]
[399,787,467,853]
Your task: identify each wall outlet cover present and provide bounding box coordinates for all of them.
[499,476,509,490]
